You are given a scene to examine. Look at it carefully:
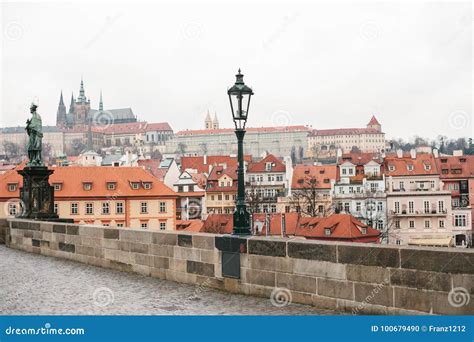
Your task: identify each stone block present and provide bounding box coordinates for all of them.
[40,222,53,232]
[393,287,432,313]
[193,235,215,250]
[29,222,40,231]
[276,273,316,293]
[135,231,153,243]
[134,252,152,267]
[64,235,82,245]
[152,256,170,269]
[82,237,103,248]
[186,260,215,277]
[215,236,248,253]
[453,274,474,294]
[431,290,474,315]
[224,278,242,293]
[132,264,151,276]
[178,234,193,247]
[58,242,75,253]
[94,248,104,259]
[248,254,292,273]
[102,239,119,250]
[119,241,131,251]
[290,291,314,305]
[165,270,197,285]
[152,232,177,246]
[400,248,474,274]
[338,245,400,268]
[200,250,219,264]
[317,278,353,300]
[248,238,286,257]
[346,264,390,284]
[79,226,103,238]
[130,242,149,254]
[311,294,338,310]
[66,225,79,235]
[52,225,66,234]
[169,259,187,272]
[293,259,346,280]
[243,269,275,287]
[76,245,95,257]
[109,260,133,272]
[173,246,200,261]
[150,267,167,279]
[24,231,33,238]
[390,269,451,292]
[31,239,40,247]
[288,241,337,262]
[246,284,273,298]
[150,244,174,257]
[104,228,119,239]
[42,232,53,242]
[354,282,393,307]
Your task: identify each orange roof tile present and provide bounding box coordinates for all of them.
[247,154,286,173]
[384,153,438,177]
[0,166,177,199]
[368,115,380,125]
[291,165,337,189]
[436,155,474,179]
[181,155,252,174]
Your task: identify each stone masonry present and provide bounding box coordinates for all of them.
[5,219,474,315]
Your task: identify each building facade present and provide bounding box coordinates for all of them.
[205,166,237,215]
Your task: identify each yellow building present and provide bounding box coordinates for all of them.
[0,166,177,230]
[205,166,237,215]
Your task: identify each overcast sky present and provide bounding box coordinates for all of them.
[1,1,472,139]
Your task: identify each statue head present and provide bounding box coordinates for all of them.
[30,102,38,113]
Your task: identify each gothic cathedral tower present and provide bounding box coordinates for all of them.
[56,91,67,127]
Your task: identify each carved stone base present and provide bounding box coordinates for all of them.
[17,166,59,220]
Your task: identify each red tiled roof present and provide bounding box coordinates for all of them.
[138,159,163,179]
[340,152,382,166]
[368,115,380,125]
[177,125,310,136]
[247,154,286,173]
[207,166,237,181]
[100,122,172,134]
[176,220,204,232]
[181,155,252,174]
[436,155,474,179]
[0,166,177,199]
[384,153,438,177]
[201,214,233,234]
[291,165,337,189]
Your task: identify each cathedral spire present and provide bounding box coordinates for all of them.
[69,92,75,114]
[78,77,86,103]
[56,90,67,127]
[99,90,103,111]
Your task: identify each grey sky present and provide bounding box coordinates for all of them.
[1,1,472,139]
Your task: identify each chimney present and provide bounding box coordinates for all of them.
[396,149,403,158]
[203,154,207,165]
[410,149,416,159]
[281,213,286,237]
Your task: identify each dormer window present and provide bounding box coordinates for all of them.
[440,158,447,163]
[388,165,395,172]
[304,170,310,174]
[265,162,273,171]
[7,183,17,192]
[143,182,152,190]
[53,183,62,191]
[460,158,466,163]
[107,182,116,190]
[131,182,140,190]
[407,164,414,171]
[324,228,331,236]
[83,182,92,191]
[360,227,367,234]
[424,164,431,171]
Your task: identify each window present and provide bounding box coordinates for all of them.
[360,227,367,234]
[102,202,110,214]
[141,222,148,229]
[225,194,230,201]
[394,202,400,214]
[83,182,92,191]
[377,202,383,211]
[396,240,401,245]
[388,165,395,172]
[438,201,445,213]
[394,220,400,229]
[276,175,283,182]
[356,202,361,212]
[424,220,430,228]
[116,202,124,214]
[71,203,79,215]
[8,203,17,216]
[160,222,166,230]
[324,228,331,236]
[424,201,430,214]
[159,202,166,213]
[53,183,62,191]
[116,223,124,227]
[140,202,148,214]
[7,184,17,192]
[344,202,350,213]
[399,181,405,190]
[454,215,467,227]
[107,182,116,190]
[131,182,140,190]
[85,203,93,215]
[407,164,414,171]
[370,183,378,192]
[409,220,415,228]
[408,201,414,214]
[54,203,58,214]
[177,185,184,192]
[143,182,152,190]
[188,185,194,192]
[439,220,445,228]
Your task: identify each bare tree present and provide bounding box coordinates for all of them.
[176,142,187,156]
[245,183,264,214]
[2,141,21,159]
[289,175,327,217]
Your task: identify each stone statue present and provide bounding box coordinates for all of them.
[26,102,43,166]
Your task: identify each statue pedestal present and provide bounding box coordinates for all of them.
[17,166,59,220]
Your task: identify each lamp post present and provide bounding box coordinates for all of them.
[228,69,253,235]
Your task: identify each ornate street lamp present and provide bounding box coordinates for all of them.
[228,69,253,235]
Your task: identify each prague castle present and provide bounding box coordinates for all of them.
[56,79,137,128]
